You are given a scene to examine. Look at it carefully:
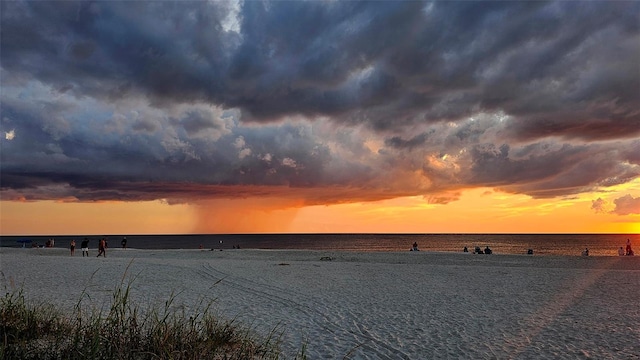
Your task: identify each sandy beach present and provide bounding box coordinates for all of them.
[1,247,639,359]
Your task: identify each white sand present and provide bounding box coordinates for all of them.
[1,247,639,359]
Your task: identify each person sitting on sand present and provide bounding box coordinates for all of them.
[484,246,492,254]
[412,242,419,251]
[582,248,589,256]
[463,246,468,253]
[474,246,483,254]
[619,247,625,256]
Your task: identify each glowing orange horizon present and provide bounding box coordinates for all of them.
[1,182,638,235]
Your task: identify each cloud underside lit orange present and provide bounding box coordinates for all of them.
[0,181,453,206]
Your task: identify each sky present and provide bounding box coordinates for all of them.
[1,0,639,235]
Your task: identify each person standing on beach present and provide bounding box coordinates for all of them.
[97,238,106,257]
[626,239,633,256]
[121,237,127,249]
[70,239,76,256]
[81,238,89,257]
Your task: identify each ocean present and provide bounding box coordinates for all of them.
[1,233,638,257]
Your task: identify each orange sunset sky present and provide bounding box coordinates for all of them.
[2,181,639,235]
[1,1,639,235]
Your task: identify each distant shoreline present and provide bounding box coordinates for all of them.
[2,232,637,257]
[4,245,639,259]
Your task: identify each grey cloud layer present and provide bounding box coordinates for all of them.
[1,1,639,208]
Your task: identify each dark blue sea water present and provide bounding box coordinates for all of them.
[1,233,638,257]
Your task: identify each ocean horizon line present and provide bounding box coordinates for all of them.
[2,231,637,237]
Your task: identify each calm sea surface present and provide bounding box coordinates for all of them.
[1,233,638,257]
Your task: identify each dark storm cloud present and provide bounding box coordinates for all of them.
[177,109,224,136]
[463,141,640,198]
[385,132,432,151]
[1,0,639,205]
[3,1,638,131]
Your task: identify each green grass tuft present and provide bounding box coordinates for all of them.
[0,282,302,359]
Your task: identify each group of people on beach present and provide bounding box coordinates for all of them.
[412,243,494,254]
[583,239,633,257]
[71,237,106,257]
[618,239,634,256]
[461,246,493,254]
[470,246,492,254]
[419,241,636,256]
[67,236,127,257]
[68,238,94,256]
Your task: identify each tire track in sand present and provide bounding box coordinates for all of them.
[199,263,408,359]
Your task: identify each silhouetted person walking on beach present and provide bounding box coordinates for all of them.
[121,237,127,249]
[81,238,89,257]
[70,240,76,256]
[626,239,634,256]
[97,238,106,257]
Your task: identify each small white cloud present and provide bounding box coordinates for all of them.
[221,0,242,33]
[282,157,297,168]
[161,134,200,162]
[239,148,252,159]
[233,136,246,149]
[5,129,15,140]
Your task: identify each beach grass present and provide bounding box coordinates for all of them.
[0,284,296,360]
